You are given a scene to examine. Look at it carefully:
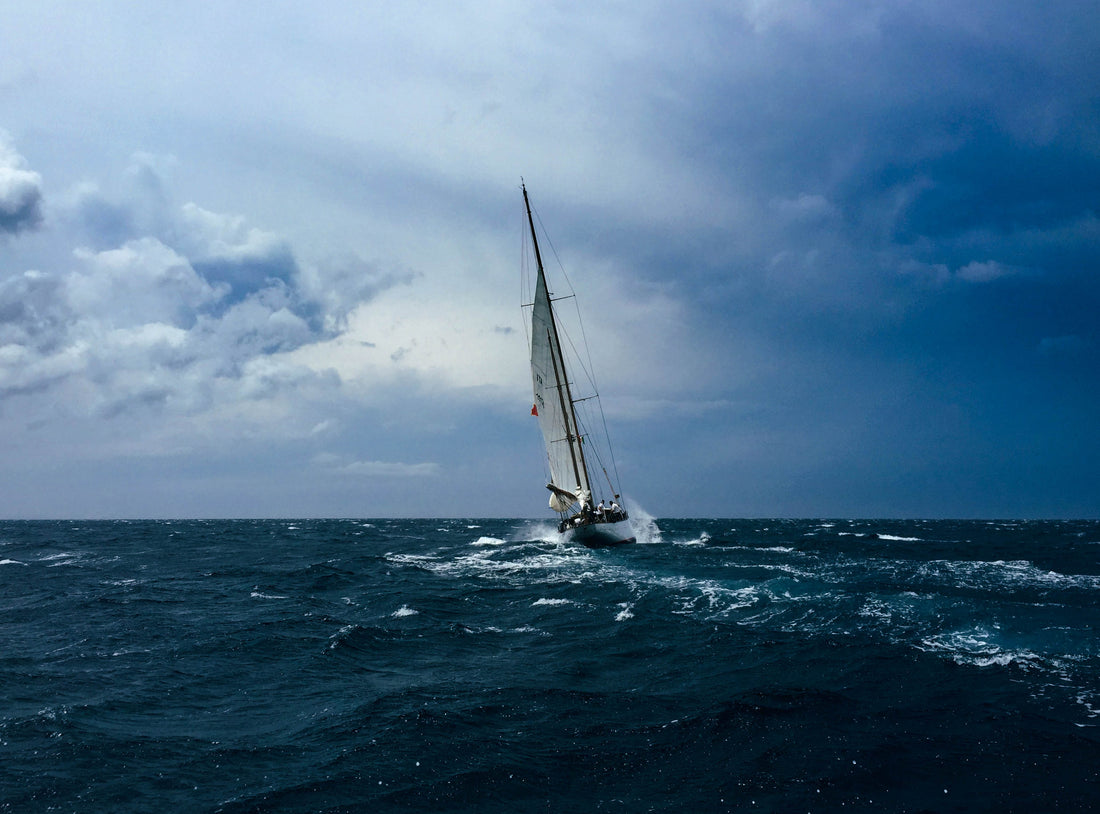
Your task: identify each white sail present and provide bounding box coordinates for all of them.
[531,264,590,509]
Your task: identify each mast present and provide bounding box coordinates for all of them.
[547,327,584,491]
[523,183,591,501]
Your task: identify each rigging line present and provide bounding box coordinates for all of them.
[529,194,623,499]
[599,464,617,499]
[560,325,623,494]
[571,404,606,490]
[530,206,601,397]
[575,401,621,498]
[547,326,585,492]
[569,366,624,500]
[600,404,624,496]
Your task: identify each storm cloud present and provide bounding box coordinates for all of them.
[0,1,1097,517]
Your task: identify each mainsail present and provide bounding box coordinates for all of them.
[525,185,590,512]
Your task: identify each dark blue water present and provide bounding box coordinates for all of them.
[2,517,1098,812]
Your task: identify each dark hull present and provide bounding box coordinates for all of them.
[564,516,636,548]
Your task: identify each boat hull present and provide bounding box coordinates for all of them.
[564,517,636,548]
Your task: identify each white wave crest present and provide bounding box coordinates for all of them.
[511,625,550,635]
[917,627,1050,672]
[522,521,563,543]
[677,531,710,546]
[624,499,662,545]
[392,605,419,617]
[919,558,1100,593]
[39,552,81,566]
[1075,692,1099,719]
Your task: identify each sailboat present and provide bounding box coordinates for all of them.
[521,183,636,547]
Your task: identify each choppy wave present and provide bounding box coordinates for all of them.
[917,626,1054,671]
[1,518,1097,812]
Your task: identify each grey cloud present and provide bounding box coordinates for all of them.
[297,253,417,333]
[176,203,299,300]
[0,271,72,353]
[192,283,313,363]
[98,385,172,419]
[598,1,1100,360]
[658,4,1099,260]
[65,187,137,249]
[60,157,299,303]
[57,154,175,249]
[0,343,84,398]
[0,134,44,234]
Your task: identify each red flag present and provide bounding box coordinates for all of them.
[531,404,539,416]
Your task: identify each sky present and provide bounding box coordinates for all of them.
[1,1,1098,519]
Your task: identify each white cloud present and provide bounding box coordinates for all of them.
[70,238,226,326]
[0,151,362,439]
[0,339,86,397]
[319,457,441,478]
[177,202,297,294]
[956,260,1014,283]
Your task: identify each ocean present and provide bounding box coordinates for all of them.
[2,517,1098,812]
